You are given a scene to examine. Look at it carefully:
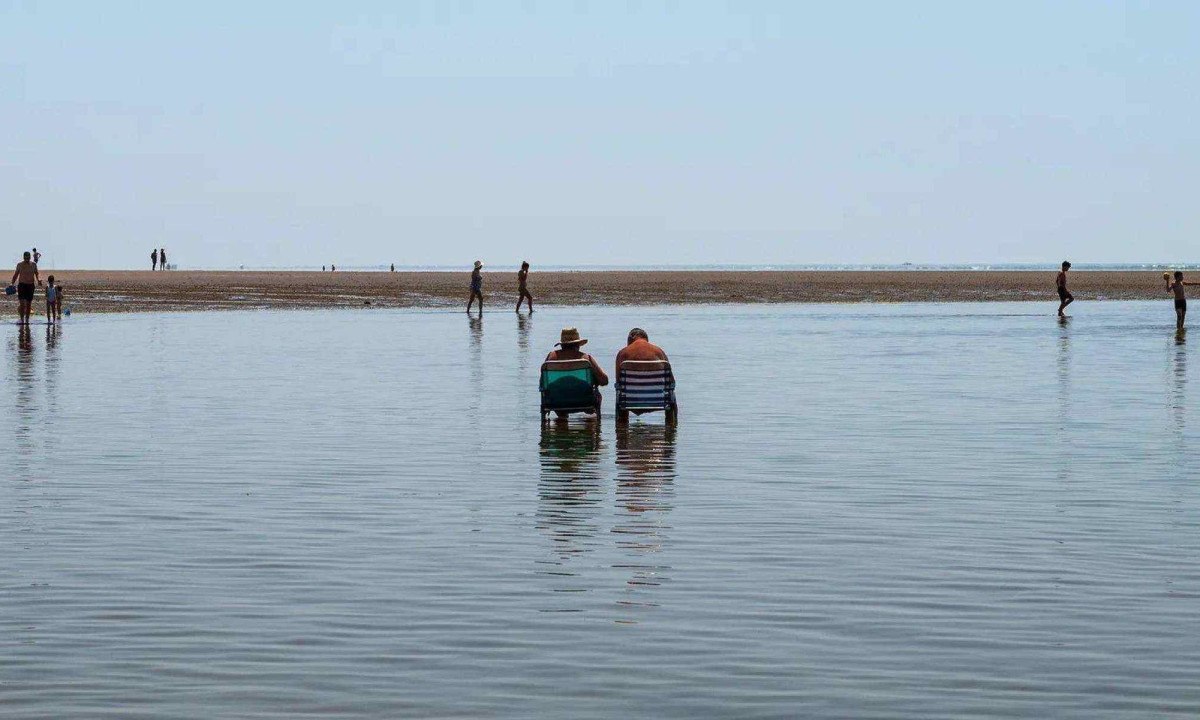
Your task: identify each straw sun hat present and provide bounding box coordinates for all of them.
[556,327,587,347]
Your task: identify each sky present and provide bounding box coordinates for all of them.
[2,1,1197,269]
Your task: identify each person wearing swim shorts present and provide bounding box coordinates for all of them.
[1167,271,1193,332]
[11,251,41,326]
[1056,261,1074,317]
[467,260,484,314]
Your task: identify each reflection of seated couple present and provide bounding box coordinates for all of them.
[539,421,677,489]
[541,326,676,422]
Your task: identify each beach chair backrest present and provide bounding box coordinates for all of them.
[617,360,675,410]
[540,359,597,409]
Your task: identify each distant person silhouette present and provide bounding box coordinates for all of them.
[467,260,483,314]
[32,248,41,265]
[45,275,58,325]
[516,261,533,313]
[1056,261,1074,316]
[151,248,158,271]
[390,263,395,272]
[1167,271,1192,331]
[10,251,41,326]
[159,248,167,270]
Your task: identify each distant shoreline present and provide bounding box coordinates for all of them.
[15,269,1177,314]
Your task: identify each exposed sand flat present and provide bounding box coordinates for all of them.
[18,270,1176,313]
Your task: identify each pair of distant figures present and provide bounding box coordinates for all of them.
[466,260,534,315]
[1056,260,1191,331]
[150,248,169,271]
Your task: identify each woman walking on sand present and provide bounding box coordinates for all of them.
[516,261,533,313]
[466,260,484,314]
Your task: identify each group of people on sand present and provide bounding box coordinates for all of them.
[1056,260,1192,330]
[150,248,168,271]
[466,260,535,314]
[9,251,64,325]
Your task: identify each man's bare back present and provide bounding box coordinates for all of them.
[13,260,38,284]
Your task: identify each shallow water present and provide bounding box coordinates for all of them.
[2,302,1198,718]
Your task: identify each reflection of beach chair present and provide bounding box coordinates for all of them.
[540,359,601,422]
[616,360,677,425]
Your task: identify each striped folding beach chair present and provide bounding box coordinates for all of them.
[616,360,677,425]
[540,359,601,422]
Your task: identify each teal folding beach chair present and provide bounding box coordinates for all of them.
[540,359,601,422]
[616,360,677,425]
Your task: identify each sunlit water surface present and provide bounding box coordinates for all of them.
[2,302,1198,718]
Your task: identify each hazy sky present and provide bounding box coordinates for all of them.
[2,1,1196,269]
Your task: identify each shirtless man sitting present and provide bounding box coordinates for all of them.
[614,328,677,423]
[11,252,41,326]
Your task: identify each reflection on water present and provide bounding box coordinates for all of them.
[613,423,676,620]
[536,423,605,609]
[10,325,35,478]
[517,313,532,376]
[3,303,1199,718]
[1172,333,1187,435]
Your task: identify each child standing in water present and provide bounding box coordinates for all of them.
[1056,261,1074,316]
[53,283,64,320]
[516,261,533,313]
[467,260,484,314]
[1166,271,1192,331]
[45,276,58,325]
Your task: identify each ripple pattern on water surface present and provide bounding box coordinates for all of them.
[2,304,1199,718]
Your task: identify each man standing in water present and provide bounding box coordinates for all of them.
[467,260,483,314]
[1166,271,1193,331]
[515,261,533,313]
[1056,261,1074,317]
[11,251,41,325]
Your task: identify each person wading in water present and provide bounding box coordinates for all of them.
[515,261,533,313]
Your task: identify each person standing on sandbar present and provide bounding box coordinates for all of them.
[159,248,167,270]
[1056,261,1074,317]
[516,261,533,313]
[151,248,158,271]
[467,260,484,314]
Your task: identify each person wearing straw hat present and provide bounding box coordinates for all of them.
[546,327,609,413]
[467,260,484,314]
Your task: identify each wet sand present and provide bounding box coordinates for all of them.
[21,270,1173,313]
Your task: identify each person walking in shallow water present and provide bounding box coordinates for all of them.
[11,251,41,326]
[516,261,533,313]
[467,260,484,314]
[1166,271,1193,331]
[1056,261,1074,317]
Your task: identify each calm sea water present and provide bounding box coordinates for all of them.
[2,302,1198,718]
